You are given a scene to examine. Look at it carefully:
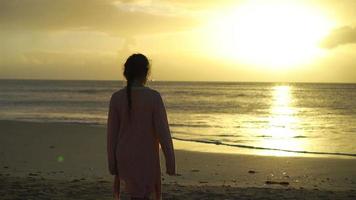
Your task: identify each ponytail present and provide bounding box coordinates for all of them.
[123,53,149,115]
[126,79,132,111]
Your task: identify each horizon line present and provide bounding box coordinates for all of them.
[0,78,355,84]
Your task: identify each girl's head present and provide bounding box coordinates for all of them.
[123,53,150,111]
[123,53,150,85]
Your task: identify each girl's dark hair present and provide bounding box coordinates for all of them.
[123,53,149,112]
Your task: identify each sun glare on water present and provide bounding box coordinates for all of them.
[205,2,333,69]
[258,85,308,157]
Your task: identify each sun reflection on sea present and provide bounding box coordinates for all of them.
[257,85,308,157]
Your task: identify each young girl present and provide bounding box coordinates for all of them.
[107,54,176,200]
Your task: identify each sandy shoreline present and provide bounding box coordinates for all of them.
[1,120,355,199]
[1,176,355,200]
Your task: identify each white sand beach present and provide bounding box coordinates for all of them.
[0,120,355,199]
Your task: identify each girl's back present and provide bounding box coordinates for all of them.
[107,85,175,199]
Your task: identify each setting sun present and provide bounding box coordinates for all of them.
[206,2,334,69]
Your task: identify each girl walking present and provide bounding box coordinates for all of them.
[107,53,176,200]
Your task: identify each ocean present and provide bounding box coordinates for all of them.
[1,79,355,157]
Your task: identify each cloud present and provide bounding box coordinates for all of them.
[0,50,118,69]
[0,0,200,36]
[114,0,184,16]
[117,0,240,11]
[321,26,356,49]
[0,50,122,80]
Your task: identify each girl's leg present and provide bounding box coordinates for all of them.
[113,176,120,200]
[131,191,152,199]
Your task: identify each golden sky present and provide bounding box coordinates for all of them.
[0,0,355,82]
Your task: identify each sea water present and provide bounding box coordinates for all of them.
[1,79,355,157]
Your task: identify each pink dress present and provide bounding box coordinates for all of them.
[107,86,175,199]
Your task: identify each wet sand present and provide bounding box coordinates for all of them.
[0,120,355,199]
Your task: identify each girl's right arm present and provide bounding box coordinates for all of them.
[153,93,176,175]
[107,93,119,176]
